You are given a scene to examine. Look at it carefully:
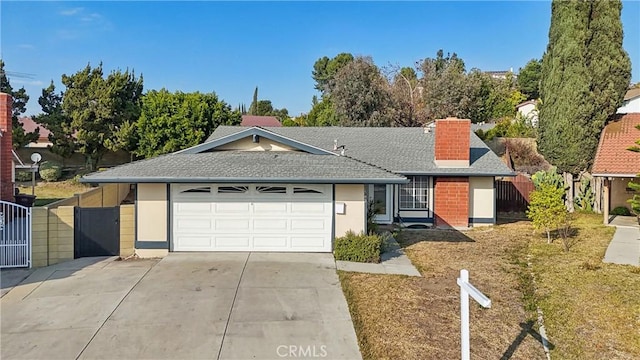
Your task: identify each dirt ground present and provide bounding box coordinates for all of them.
[340,221,547,360]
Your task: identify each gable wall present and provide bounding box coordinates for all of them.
[215,137,298,151]
[617,97,640,114]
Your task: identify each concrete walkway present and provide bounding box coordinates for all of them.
[336,235,421,276]
[604,216,640,266]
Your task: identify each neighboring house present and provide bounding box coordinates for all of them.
[240,115,282,127]
[617,88,640,114]
[82,118,513,257]
[486,69,516,80]
[516,100,539,127]
[592,113,640,224]
[19,117,52,148]
[471,122,496,133]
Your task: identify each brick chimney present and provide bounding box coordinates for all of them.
[0,93,14,202]
[433,117,471,229]
[434,117,471,168]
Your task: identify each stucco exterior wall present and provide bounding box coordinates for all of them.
[137,184,167,243]
[334,184,365,237]
[610,177,638,210]
[617,97,640,114]
[216,137,297,151]
[469,177,495,225]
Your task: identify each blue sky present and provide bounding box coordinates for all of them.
[1,1,639,117]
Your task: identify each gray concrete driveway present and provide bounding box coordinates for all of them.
[1,253,361,360]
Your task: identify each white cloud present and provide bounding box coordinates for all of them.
[80,13,102,22]
[59,7,83,16]
[18,44,35,50]
[11,79,44,87]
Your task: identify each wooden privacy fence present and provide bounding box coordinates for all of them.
[496,174,535,213]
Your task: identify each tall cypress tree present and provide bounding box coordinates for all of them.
[539,0,631,175]
[249,87,258,115]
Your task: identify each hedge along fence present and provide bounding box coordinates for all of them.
[32,184,133,267]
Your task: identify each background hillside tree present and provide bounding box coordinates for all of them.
[485,73,527,119]
[61,63,143,170]
[32,82,76,160]
[312,53,354,95]
[538,0,631,175]
[517,59,542,100]
[135,89,241,158]
[0,60,39,148]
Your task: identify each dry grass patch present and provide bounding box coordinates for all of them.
[528,214,640,359]
[340,222,547,360]
[17,180,90,206]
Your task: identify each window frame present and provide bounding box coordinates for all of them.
[399,176,430,210]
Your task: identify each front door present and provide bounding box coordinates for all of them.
[368,184,393,224]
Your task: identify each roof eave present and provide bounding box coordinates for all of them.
[592,173,639,178]
[395,171,516,177]
[81,176,409,185]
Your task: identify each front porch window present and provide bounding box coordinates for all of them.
[400,176,429,209]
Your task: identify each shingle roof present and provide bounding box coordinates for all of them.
[240,115,282,127]
[592,113,640,176]
[207,126,513,176]
[82,151,407,184]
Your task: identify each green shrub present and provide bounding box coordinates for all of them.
[334,231,383,263]
[38,161,63,182]
[15,170,32,182]
[610,206,631,216]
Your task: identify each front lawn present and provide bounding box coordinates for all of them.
[528,214,639,359]
[17,180,90,206]
[339,214,639,359]
[339,222,546,360]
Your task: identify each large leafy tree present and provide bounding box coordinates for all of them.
[32,82,76,160]
[417,50,476,122]
[538,0,631,175]
[386,66,424,127]
[306,96,338,126]
[61,63,143,170]
[135,89,241,158]
[0,60,39,148]
[517,59,542,100]
[331,57,392,126]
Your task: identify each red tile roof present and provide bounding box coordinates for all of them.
[240,115,282,127]
[592,113,640,176]
[19,117,50,142]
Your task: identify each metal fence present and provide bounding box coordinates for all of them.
[0,201,32,268]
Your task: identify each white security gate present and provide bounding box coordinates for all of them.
[172,184,333,252]
[0,201,32,268]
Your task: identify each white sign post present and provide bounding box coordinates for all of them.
[457,269,491,360]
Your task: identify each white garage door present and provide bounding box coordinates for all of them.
[171,184,333,252]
